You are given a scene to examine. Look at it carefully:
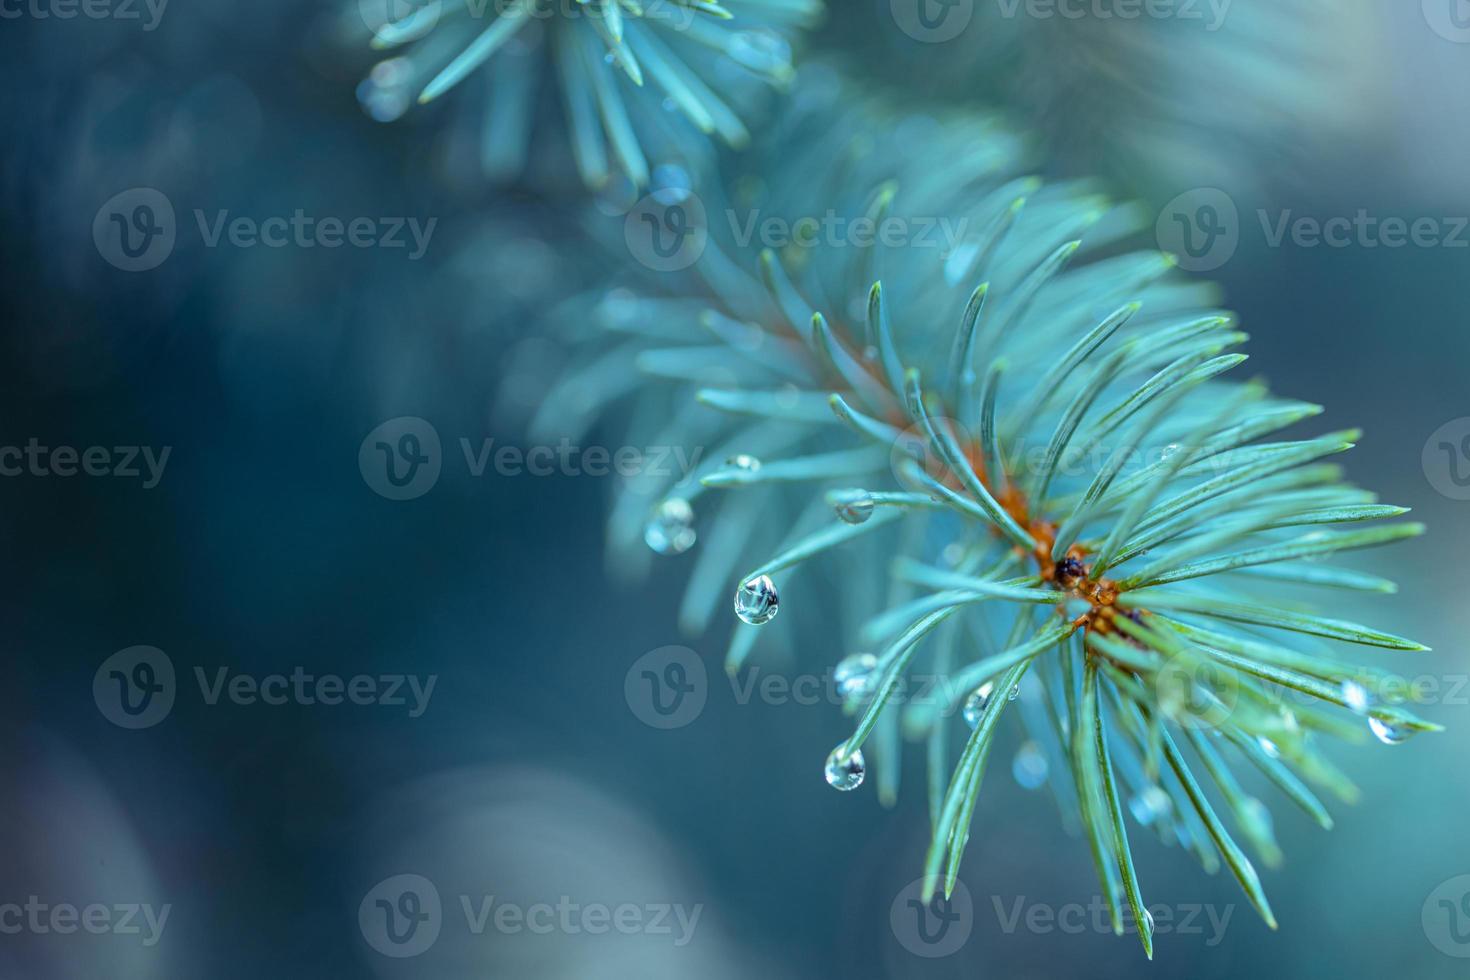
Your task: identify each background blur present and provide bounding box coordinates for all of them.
[3,1,1469,977]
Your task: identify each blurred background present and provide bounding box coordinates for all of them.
[2,1,1469,977]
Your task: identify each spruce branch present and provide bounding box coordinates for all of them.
[355,0,820,186]
[535,89,1437,954]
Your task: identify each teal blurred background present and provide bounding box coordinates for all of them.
[2,1,1469,977]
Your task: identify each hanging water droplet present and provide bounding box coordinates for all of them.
[734,575,779,625]
[941,542,966,568]
[1128,785,1172,826]
[644,498,696,555]
[962,682,995,729]
[1340,679,1371,714]
[1256,735,1281,759]
[1007,684,1020,702]
[831,489,875,525]
[725,454,761,473]
[833,653,878,698]
[824,743,866,791]
[1012,741,1049,790]
[1141,908,1156,933]
[1369,716,1416,744]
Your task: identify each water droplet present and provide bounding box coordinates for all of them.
[1141,908,1155,933]
[734,575,779,625]
[824,743,865,791]
[644,498,696,556]
[833,653,878,698]
[831,489,874,525]
[1256,735,1281,759]
[1129,785,1172,826]
[725,454,761,473]
[1369,716,1415,744]
[940,543,966,567]
[1007,684,1020,702]
[1340,679,1371,714]
[962,682,995,729]
[1012,741,1049,790]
